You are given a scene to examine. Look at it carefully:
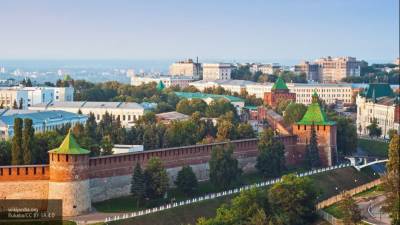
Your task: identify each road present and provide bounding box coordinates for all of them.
[357,195,390,225]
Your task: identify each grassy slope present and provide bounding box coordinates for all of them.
[357,138,389,157]
[94,167,378,225]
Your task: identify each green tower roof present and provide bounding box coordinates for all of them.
[297,92,335,126]
[272,77,288,90]
[156,80,165,91]
[363,83,393,99]
[49,130,90,155]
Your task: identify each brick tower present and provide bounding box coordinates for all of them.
[48,130,91,216]
[292,91,337,166]
[264,76,296,107]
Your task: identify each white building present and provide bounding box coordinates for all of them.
[45,87,74,102]
[131,75,194,88]
[286,83,353,105]
[356,84,399,139]
[0,109,88,140]
[190,80,354,105]
[21,87,54,106]
[202,63,232,81]
[29,101,146,128]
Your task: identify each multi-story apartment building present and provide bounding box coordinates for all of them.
[169,58,202,79]
[356,83,399,139]
[0,88,29,109]
[29,101,147,128]
[131,74,194,88]
[258,63,281,75]
[21,87,54,106]
[294,61,319,81]
[0,109,87,140]
[315,56,361,83]
[202,63,232,81]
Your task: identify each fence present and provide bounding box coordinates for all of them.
[318,210,344,225]
[103,163,352,223]
[316,178,382,209]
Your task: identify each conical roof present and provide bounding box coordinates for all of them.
[49,130,90,155]
[297,92,335,126]
[156,80,165,91]
[272,76,288,90]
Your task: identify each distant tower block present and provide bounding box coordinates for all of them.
[48,130,91,216]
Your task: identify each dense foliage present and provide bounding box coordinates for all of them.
[197,174,318,225]
[174,166,198,195]
[209,144,242,189]
[256,128,286,178]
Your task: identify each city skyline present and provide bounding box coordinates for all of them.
[0,0,398,62]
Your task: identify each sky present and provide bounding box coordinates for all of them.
[0,0,398,63]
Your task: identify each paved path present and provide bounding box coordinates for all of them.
[358,195,390,225]
[66,210,122,225]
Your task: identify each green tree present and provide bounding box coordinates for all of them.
[255,128,286,178]
[143,125,159,150]
[131,163,146,207]
[275,99,291,115]
[336,117,357,156]
[144,157,169,199]
[22,118,34,164]
[268,174,318,225]
[388,129,397,140]
[304,124,321,169]
[18,98,23,109]
[283,103,307,125]
[216,112,237,141]
[197,188,268,225]
[0,141,11,165]
[175,166,198,195]
[11,118,23,165]
[367,118,382,138]
[340,193,362,225]
[12,100,18,109]
[100,135,114,156]
[236,123,256,139]
[382,134,400,224]
[209,144,242,189]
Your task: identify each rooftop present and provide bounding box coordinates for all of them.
[31,101,144,110]
[175,92,244,103]
[0,110,88,127]
[271,77,288,90]
[156,111,190,121]
[297,92,335,126]
[362,83,394,99]
[49,130,90,155]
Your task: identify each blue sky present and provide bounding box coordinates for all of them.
[0,0,398,63]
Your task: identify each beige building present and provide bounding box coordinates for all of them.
[315,56,361,83]
[29,101,146,128]
[0,88,29,108]
[169,59,201,79]
[356,84,399,139]
[131,74,194,88]
[202,63,232,81]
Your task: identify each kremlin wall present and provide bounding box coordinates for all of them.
[0,79,337,217]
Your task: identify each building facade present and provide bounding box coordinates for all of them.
[29,101,146,128]
[169,59,202,79]
[0,109,87,140]
[45,87,74,102]
[0,88,28,109]
[356,83,399,139]
[202,63,232,81]
[131,75,194,88]
[294,61,319,81]
[315,56,361,83]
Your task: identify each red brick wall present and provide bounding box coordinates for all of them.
[264,91,296,107]
[0,165,49,181]
[49,153,90,182]
[292,124,337,166]
[0,137,301,182]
